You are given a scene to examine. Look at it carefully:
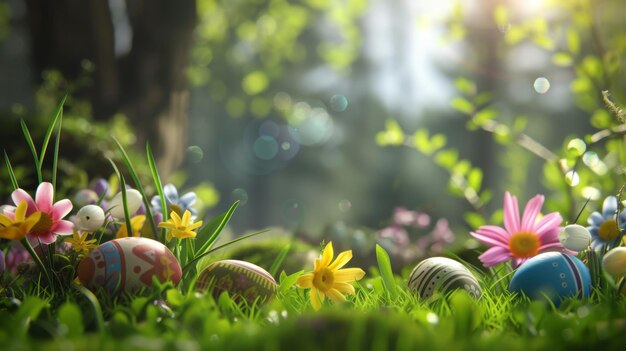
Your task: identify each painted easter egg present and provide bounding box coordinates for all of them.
[509,252,591,306]
[407,257,482,299]
[558,224,591,252]
[602,247,626,277]
[77,237,182,294]
[108,189,142,219]
[76,205,106,232]
[195,259,278,304]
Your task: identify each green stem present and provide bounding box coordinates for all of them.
[20,238,53,292]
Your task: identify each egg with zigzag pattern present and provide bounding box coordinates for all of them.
[407,257,482,299]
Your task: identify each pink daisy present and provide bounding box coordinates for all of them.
[470,192,567,268]
[10,182,74,245]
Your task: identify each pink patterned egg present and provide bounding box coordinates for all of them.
[77,237,182,294]
[195,259,277,304]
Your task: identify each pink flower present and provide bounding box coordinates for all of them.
[470,192,567,268]
[10,182,74,245]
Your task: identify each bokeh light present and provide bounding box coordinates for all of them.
[231,188,249,205]
[282,200,305,225]
[329,94,348,112]
[338,199,352,212]
[186,145,204,163]
[253,136,279,160]
[533,77,550,94]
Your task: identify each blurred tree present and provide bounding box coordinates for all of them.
[24,0,196,178]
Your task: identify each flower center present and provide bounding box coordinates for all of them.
[598,219,619,241]
[313,268,335,293]
[509,231,540,258]
[30,212,53,236]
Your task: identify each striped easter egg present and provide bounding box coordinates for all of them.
[195,259,278,304]
[509,252,591,306]
[407,257,482,299]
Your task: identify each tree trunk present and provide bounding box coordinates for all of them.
[24,0,196,179]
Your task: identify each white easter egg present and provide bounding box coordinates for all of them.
[602,247,626,276]
[558,224,591,252]
[108,189,142,219]
[76,205,106,232]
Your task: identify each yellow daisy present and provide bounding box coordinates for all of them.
[116,215,147,238]
[296,241,365,310]
[65,229,97,258]
[158,210,203,242]
[0,200,42,241]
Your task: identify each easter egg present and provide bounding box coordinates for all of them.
[77,237,182,294]
[602,247,626,276]
[558,224,591,252]
[195,259,277,304]
[108,189,142,219]
[509,252,591,306]
[407,257,482,299]
[76,205,106,232]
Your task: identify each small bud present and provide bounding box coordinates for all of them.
[108,189,142,219]
[602,247,626,276]
[73,189,99,207]
[76,205,106,232]
[558,224,591,252]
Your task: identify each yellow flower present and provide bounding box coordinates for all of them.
[296,242,365,310]
[158,210,203,242]
[65,229,97,258]
[116,215,146,238]
[0,200,42,240]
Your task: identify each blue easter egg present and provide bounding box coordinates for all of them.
[509,252,591,306]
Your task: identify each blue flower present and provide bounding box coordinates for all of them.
[587,196,626,251]
[151,184,198,219]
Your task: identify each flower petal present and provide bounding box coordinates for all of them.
[296,273,313,288]
[31,231,57,245]
[182,210,191,226]
[319,242,334,269]
[333,282,356,295]
[470,226,509,248]
[14,201,28,221]
[328,250,353,271]
[588,212,604,227]
[51,199,73,221]
[326,288,347,303]
[163,184,179,201]
[51,220,74,235]
[179,192,197,206]
[602,196,618,218]
[534,212,562,239]
[521,194,544,231]
[36,182,54,213]
[478,246,511,267]
[334,267,365,282]
[11,189,36,214]
[310,288,321,311]
[503,192,520,234]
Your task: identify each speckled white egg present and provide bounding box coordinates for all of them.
[407,257,481,299]
[108,189,142,219]
[558,224,591,252]
[76,205,106,232]
[602,247,626,276]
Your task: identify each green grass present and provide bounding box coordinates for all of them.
[1,256,626,351]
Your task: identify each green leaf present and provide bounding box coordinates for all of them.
[14,297,48,337]
[467,168,483,192]
[39,95,66,165]
[493,5,508,27]
[278,270,304,294]
[73,284,104,334]
[435,149,458,169]
[430,133,447,152]
[412,129,431,154]
[269,243,291,277]
[58,302,84,338]
[147,143,167,238]
[451,97,474,114]
[19,119,42,184]
[533,35,555,50]
[464,212,485,228]
[51,110,63,191]
[505,26,526,45]
[4,150,18,190]
[195,200,240,256]
[376,119,405,146]
[454,77,476,96]
[375,244,398,299]
[552,52,573,66]
[473,108,497,126]
[567,28,580,54]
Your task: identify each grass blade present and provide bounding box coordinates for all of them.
[4,150,19,190]
[196,200,240,255]
[269,243,291,277]
[183,229,270,274]
[146,143,167,238]
[106,158,133,237]
[375,244,398,299]
[51,110,63,190]
[112,137,160,241]
[19,119,42,184]
[39,95,66,164]
[73,283,105,334]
